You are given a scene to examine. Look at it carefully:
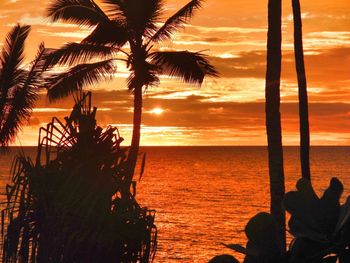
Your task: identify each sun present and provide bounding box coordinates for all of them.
[149,108,165,115]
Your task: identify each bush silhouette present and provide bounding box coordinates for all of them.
[1,92,157,263]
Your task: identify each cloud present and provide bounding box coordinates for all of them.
[37,30,90,39]
[2,0,350,145]
[18,90,349,145]
[17,15,79,28]
[208,47,350,99]
[186,24,267,34]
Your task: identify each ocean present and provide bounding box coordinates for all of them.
[0,146,349,262]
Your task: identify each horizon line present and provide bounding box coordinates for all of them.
[8,145,350,147]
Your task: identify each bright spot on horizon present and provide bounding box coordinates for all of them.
[149,108,165,115]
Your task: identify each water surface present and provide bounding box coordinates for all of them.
[1,146,349,262]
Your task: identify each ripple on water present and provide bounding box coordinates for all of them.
[1,146,350,262]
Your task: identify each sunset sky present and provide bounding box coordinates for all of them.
[1,0,350,146]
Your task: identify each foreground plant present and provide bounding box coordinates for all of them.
[1,92,156,263]
[211,177,350,263]
[0,24,47,148]
[214,212,285,263]
[44,0,218,194]
[284,177,350,263]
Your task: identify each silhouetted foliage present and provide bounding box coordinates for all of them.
[209,254,239,263]
[285,177,350,263]
[219,213,285,263]
[1,92,157,262]
[44,0,218,191]
[212,178,350,263]
[0,24,47,148]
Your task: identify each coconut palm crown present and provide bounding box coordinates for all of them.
[44,0,218,192]
[0,24,47,148]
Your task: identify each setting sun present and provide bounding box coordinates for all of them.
[149,108,165,115]
[1,0,350,263]
[2,0,350,146]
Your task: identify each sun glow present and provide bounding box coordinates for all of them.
[149,108,165,115]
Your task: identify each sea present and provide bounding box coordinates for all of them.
[0,146,349,262]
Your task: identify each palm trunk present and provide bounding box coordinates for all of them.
[293,0,311,180]
[265,0,286,252]
[125,84,143,197]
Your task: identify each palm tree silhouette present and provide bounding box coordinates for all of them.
[45,0,218,195]
[0,24,47,148]
[265,0,286,252]
[292,0,311,180]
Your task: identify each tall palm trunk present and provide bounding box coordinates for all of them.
[126,84,143,196]
[265,0,286,252]
[293,0,311,180]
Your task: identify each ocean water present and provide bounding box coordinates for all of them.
[0,146,350,262]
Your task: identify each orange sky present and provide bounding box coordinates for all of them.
[1,0,350,146]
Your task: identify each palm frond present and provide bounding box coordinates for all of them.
[0,83,37,147]
[0,24,30,145]
[0,43,47,147]
[0,24,30,104]
[47,0,109,27]
[104,0,163,38]
[150,51,218,84]
[22,42,48,89]
[102,0,127,20]
[151,0,203,42]
[82,20,128,46]
[127,61,160,91]
[44,42,118,68]
[46,59,116,101]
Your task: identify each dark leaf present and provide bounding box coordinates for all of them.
[209,254,240,263]
[335,196,350,233]
[318,178,343,235]
[323,256,338,263]
[127,61,160,90]
[224,243,247,255]
[0,29,45,148]
[284,179,322,235]
[288,238,330,263]
[46,59,115,101]
[150,51,218,85]
[0,24,30,110]
[82,20,128,46]
[245,212,277,245]
[104,0,163,37]
[47,0,109,26]
[339,250,350,263]
[151,0,203,42]
[44,42,118,68]
[288,216,327,242]
[244,213,282,262]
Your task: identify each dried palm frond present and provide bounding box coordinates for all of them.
[1,92,157,263]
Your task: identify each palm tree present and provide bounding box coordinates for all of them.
[265,0,286,252]
[44,0,218,197]
[292,0,311,180]
[0,24,47,148]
